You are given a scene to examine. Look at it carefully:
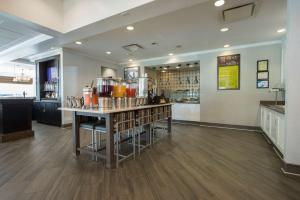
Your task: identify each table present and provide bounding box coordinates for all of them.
[59,103,172,168]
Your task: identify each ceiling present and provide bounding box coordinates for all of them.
[0,16,40,52]
[64,0,286,64]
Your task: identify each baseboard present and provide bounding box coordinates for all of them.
[0,130,34,143]
[61,123,72,128]
[172,120,261,132]
[282,162,300,177]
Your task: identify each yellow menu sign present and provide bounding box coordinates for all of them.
[218,65,239,90]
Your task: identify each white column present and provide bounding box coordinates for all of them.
[284,0,300,166]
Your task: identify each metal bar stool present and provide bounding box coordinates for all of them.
[80,118,98,151]
[135,108,152,155]
[114,111,136,168]
[151,106,169,144]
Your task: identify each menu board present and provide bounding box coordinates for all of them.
[217,54,240,90]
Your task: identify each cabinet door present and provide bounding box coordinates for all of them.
[260,107,266,131]
[264,109,271,136]
[277,114,285,152]
[270,112,278,143]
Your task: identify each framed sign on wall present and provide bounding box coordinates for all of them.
[257,60,269,89]
[124,66,140,80]
[217,54,240,90]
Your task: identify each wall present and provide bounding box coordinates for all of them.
[124,42,282,127]
[61,49,116,124]
[284,0,300,166]
[199,44,282,127]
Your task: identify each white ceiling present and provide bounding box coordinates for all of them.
[64,0,286,64]
[0,16,40,52]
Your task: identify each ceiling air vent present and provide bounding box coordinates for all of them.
[122,44,144,52]
[223,3,255,23]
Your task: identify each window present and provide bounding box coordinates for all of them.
[0,63,36,97]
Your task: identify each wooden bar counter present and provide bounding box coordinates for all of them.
[0,98,34,142]
[59,103,172,169]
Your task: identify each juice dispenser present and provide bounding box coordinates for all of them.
[126,80,137,107]
[97,78,114,108]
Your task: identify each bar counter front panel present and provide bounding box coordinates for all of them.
[60,103,172,169]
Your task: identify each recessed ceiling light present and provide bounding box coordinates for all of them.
[224,44,230,48]
[169,53,174,56]
[162,70,166,73]
[106,51,111,55]
[214,0,225,7]
[128,59,133,62]
[277,28,286,33]
[126,26,134,31]
[75,41,82,45]
[220,27,229,32]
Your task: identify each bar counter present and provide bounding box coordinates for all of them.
[0,97,34,142]
[59,103,172,168]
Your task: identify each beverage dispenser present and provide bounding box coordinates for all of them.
[97,78,114,108]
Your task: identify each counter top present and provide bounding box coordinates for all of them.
[59,103,172,114]
[260,101,285,114]
[0,97,34,103]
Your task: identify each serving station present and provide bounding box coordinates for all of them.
[61,76,172,168]
[60,104,172,169]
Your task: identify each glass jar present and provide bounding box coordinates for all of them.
[113,79,126,98]
[126,81,137,98]
[97,78,114,97]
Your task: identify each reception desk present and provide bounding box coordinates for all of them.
[0,98,34,142]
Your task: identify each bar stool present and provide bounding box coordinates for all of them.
[80,119,98,151]
[94,122,107,150]
[135,108,152,155]
[151,106,168,144]
[114,111,136,168]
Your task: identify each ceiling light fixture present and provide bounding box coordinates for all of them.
[75,41,82,45]
[168,53,174,56]
[214,0,225,7]
[128,59,133,62]
[277,28,286,33]
[126,26,134,31]
[106,51,111,55]
[224,44,230,48]
[220,27,229,32]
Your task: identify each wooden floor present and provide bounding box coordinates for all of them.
[0,122,300,200]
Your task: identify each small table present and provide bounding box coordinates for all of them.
[59,103,172,169]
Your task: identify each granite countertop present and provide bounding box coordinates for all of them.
[59,103,173,114]
[260,101,285,114]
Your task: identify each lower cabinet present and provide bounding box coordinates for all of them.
[260,106,285,153]
[34,101,62,126]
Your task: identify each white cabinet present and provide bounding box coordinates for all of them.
[260,106,285,153]
[172,103,200,122]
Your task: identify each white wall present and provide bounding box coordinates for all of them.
[284,0,300,166]
[199,44,282,127]
[125,42,282,127]
[61,49,115,124]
